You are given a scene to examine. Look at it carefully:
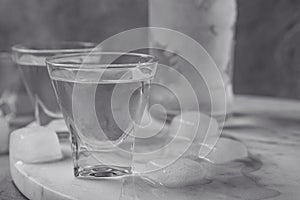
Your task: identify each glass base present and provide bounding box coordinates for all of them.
[74,165,132,179]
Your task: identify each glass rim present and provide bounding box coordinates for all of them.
[46,51,159,69]
[11,41,95,54]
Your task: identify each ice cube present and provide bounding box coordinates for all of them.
[169,112,220,159]
[0,117,10,153]
[145,158,207,187]
[9,126,62,163]
[205,137,248,164]
[170,112,219,144]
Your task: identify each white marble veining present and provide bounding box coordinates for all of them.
[9,96,300,200]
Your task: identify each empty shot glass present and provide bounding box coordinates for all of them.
[46,52,158,178]
[12,42,95,125]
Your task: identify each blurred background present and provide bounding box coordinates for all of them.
[1,0,300,99]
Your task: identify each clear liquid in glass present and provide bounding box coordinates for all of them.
[51,72,151,178]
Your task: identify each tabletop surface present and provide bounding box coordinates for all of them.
[1,95,300,200]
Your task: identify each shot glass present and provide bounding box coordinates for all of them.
[46,52,158,178]
[0,52,21,119]
[12,42,95,125]
[0,52,33,125]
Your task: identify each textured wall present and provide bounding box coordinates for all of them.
[1,0,300,99]
[0,0,147,49]
[234,0,300,99]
